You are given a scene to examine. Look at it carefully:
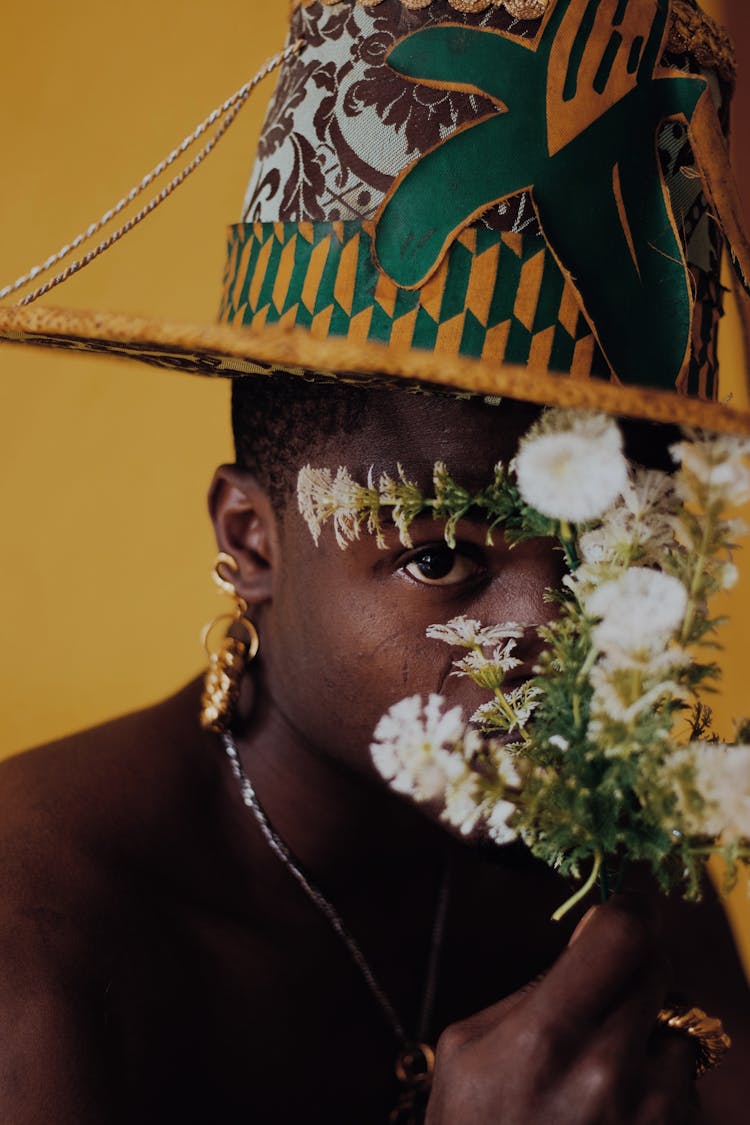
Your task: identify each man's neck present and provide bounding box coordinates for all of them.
[232,682,453,900]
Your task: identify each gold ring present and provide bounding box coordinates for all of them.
[656,1005,732,1078]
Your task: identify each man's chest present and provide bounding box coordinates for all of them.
[98,885,565,1123]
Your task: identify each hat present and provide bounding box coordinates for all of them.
[0,0,748,433]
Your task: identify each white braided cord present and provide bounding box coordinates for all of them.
[0,40,302,306]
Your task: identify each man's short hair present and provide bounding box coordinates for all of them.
[232,374,679,506]
[231,374,370,505]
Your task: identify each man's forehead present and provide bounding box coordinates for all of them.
[324,392,541,484]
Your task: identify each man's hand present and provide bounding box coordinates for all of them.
[426,896,697,1124]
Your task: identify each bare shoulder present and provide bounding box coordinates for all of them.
[0,681,235,1123]
[0,678,225,947]
[1,675,218,883]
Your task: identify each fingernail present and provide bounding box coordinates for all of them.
[568,905,597,946]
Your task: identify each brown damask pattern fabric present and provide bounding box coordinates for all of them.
[242,0,542,234]
[242,0,730,279]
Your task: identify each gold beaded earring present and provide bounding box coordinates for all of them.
[199,552,259,733]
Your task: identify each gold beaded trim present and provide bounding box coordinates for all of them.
[302,0,549,18]
[294,0,736,86]
[666,0,736,86]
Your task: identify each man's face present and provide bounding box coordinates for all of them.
[260,394,565,781]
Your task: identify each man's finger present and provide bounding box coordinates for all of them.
[521,895,662,1033]
[634,1025,698,1124]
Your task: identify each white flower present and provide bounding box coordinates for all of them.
[726,518,749,540]
[515,410,628,523]
[372,707,524,844]
[471,684,540,733]
[297,465,382,549]
[578,518,629,566]
[457,732,521,841]
[621,468,677,521]
[370,694,465,800]
[377,464,423,547]
[575,469,678,571]
[471,700,501,727]
[586,568,688,654]
[588,667,689,727]
[485,740,524,789]
[599,645,691,676]
[328,466,368,548]
[441,767,519,844]
[442,772,485,836]
[486,798,519,844]
[719,562,739,590]
[548,734,570,751]
[671,433,750,507]
[563,561,612,601]
[452,642,521,690]
[598,469,680,564]
[297,466,332,546]
[296,465,361,548]
[671,743,750,842]
[426,616,524,649]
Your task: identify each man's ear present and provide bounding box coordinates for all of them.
[208,465,278,608]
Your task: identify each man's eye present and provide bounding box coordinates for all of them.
[402,545,482,586]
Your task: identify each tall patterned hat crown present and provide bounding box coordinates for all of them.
[1,0,749,432]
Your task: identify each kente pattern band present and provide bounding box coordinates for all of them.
[220,220,609,382]
[219,219,718,398]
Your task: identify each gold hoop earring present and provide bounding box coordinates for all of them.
[199,552,259,732]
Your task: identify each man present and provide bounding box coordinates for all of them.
[0,379,748,1123]
[0,1,748,1121]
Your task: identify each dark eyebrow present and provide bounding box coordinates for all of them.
[376,507,493,531]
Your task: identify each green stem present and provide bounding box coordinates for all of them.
[572,693,581,730]
[552,852,602,922]
[492,687,532,745]
[680,510,714,645]
[558,520,580,572]
[576,644,598,686]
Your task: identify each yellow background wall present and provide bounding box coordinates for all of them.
[0,3,748,967]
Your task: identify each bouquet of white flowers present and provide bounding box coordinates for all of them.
[298,409,750,918]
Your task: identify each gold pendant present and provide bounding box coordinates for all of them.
[389,1043,435,1125]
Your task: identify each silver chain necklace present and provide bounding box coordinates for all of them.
[221,730,451,1124]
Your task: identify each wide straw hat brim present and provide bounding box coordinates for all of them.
[1,302,749,435]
